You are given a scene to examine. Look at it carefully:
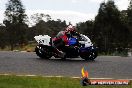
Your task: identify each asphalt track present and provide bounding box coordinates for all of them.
[0,51,132,79]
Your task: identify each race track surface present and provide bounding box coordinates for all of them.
[0,51,132,79]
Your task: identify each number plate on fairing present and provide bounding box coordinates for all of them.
[34,35,51,46]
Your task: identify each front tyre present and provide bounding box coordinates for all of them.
[89,50,97,60]
[35,45,52,59]
[80,47,97,60]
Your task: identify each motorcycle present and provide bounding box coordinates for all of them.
[34,34,97,60]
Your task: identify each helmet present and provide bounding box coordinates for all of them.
[65,25,75,33]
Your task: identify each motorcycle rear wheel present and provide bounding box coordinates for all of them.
[35,46,52,59]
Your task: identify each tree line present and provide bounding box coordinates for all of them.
[0,0,132,54]
[77,0,132,54]
[77,0,132,53]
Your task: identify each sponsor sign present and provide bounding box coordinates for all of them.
[81,67,130,86]
[90,79,130,85]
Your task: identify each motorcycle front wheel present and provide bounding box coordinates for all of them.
[88,51,97,60]
[80,50,97,60]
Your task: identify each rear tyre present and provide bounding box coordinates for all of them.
[35,46,52,59]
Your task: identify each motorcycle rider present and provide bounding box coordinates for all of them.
[52,24,77,58]
[54,24,78,46]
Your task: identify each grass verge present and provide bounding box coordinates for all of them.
[0,75,131,88]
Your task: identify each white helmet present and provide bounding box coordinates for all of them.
[65,25,75,33]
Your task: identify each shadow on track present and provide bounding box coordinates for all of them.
[36,57,97,63]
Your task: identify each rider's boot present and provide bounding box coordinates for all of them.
[54,48,66,58]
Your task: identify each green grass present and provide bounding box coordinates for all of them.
[0,75,131,88]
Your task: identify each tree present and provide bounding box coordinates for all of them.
[27,19,67,41]
[94,0,129,53]
[76,20,94,40]
[127,0,132,47]
[127,0,132,27]
[0,25,7,49]
[3,0,27,50]
[30,13,51,25]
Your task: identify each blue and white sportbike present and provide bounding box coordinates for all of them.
[34,34,97,60]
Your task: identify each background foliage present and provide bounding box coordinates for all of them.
[0,0,132,55]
